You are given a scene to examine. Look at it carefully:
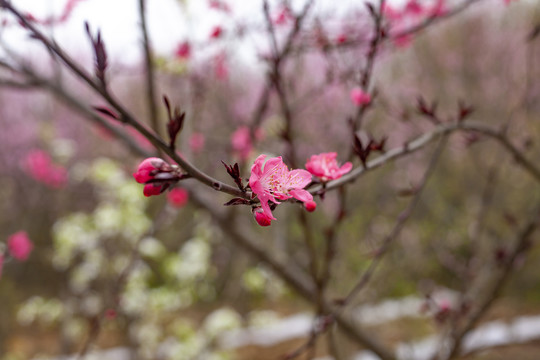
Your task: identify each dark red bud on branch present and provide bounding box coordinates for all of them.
[85,22,108,86]
[417,96,439,123]
[163,95,185,150]
[93,106,120,121]
[221,160,245,192]
[457,100,474,122]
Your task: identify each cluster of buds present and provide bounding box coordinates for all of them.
[133,158,187,197]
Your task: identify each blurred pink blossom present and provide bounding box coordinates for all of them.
[249,155,314,222]
[429,0,447,17]
[8,231,33,261]
[167,188,189,208]
[350,88,371,106]
[214,53,229,80]
[306,152,352,182]
[189,133,205,153]
[274,6,293,25]
[382,3,402,21]
[336,33,348,44]
[208,0,231,13]
[393,33,413,48]
[210,26,223,39]
[175,41,191,60]
[231,126,253,161]
[24,149,68,188]
[404,0,424,16]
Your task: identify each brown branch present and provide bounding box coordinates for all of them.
[138,0,160,138]
[1,1,250,199]
[314,121,540,194]
[391,0,484,41]
[188,191,396,360]
[341,135,448,307]
[439,205,540,360]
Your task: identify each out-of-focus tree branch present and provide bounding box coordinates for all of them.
[437,205,540,360]
[138,0,160,138]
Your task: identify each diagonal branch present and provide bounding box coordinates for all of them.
[138,0,160,137]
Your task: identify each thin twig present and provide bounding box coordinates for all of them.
[439,205,540,360]
[341,135,448,307]
[138,0,160,138]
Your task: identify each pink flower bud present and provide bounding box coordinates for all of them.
[254,209,273,227]
[8,231,33,261]
[133,157,167,184]
[304,200,317,212]
[167,188,189,208]
[143,183,163,197]
[350,88,371,106]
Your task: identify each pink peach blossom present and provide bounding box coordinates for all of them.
[350,88,371,106]
[24,149,68,188]
[231,126,253,161]
[167,188,189,208]
[25,149,50,180]
[8,231,33,261]
[305,152,352,182]
[249,155,313,221]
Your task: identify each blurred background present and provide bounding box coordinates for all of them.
[1,0,540,359]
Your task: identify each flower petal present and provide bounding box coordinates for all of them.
[289,188,313,203]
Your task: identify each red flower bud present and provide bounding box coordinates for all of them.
[304,200,317,212]
[253,209,273,226]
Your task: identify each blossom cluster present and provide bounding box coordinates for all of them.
[133,152,351,227]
